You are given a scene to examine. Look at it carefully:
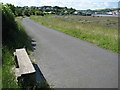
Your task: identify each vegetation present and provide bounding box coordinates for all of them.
[2,4,32,88]
[30,15,118,53]
[2,4,50,89]
[2,48,19,88]
[3,3,120,17]
[4,4,76,16]
[55,15,118,29]
[35,11,44,16]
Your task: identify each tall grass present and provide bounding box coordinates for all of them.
[2,47,19,88]
[30,15,118,53]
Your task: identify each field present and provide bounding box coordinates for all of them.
[30,15,118,53]
[55,15,118,29]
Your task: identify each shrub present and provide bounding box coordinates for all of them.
[2,4,32,88]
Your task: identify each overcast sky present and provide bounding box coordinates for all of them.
[1,0,120,10]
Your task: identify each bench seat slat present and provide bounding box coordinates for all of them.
[15,48,35,76]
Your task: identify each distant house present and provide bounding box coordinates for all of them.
[64,11,68,14]
[112,10,119,15]
[106,11,113,15]
[73,10,92,16]
[81,10,93,16]
[105,10,120,15]
[30,6,36,10]
[40,6,52,10]
[94,11,104,15]
[24,6,29,10]
[94,10,120,15]
[43,11,52,14]
[38,7,41,10]
[74,11,78,14]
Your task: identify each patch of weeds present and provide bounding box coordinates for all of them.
[107,19,110,21]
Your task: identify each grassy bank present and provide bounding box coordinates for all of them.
[2,48,19,88]
[30,15,118,53]
[2,4,32,88]
[2,5,50,89]
[2,18,32,88]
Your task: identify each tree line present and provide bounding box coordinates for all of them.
[3,3,120,17]
[5,3,77,16]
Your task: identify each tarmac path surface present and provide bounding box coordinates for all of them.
[22,17,118,88]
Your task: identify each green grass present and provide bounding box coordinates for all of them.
[30,15,118,53]
[0,68,2,89]
[2,4,33,88]
[55,15,118,29]
[2,47,20,88]
[2,17,33,88]
[2,5,50,88]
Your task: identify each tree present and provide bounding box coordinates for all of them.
[15,8,23,16]
[2,4,15,44]
[22,9,30,16]
[35,11,44,16]
[77,11,82,15]
[64,7,68,10]
[51,11,55,14]
[6,3,16,15]
[29,9,35,15]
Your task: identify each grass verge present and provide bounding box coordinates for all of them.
[3,16,50,89]
[2,16,33,88]
[2,47,19,88]
[2,5,50,89]
[30,15,118,53]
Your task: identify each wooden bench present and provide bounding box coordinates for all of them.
[14,48,36,77]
